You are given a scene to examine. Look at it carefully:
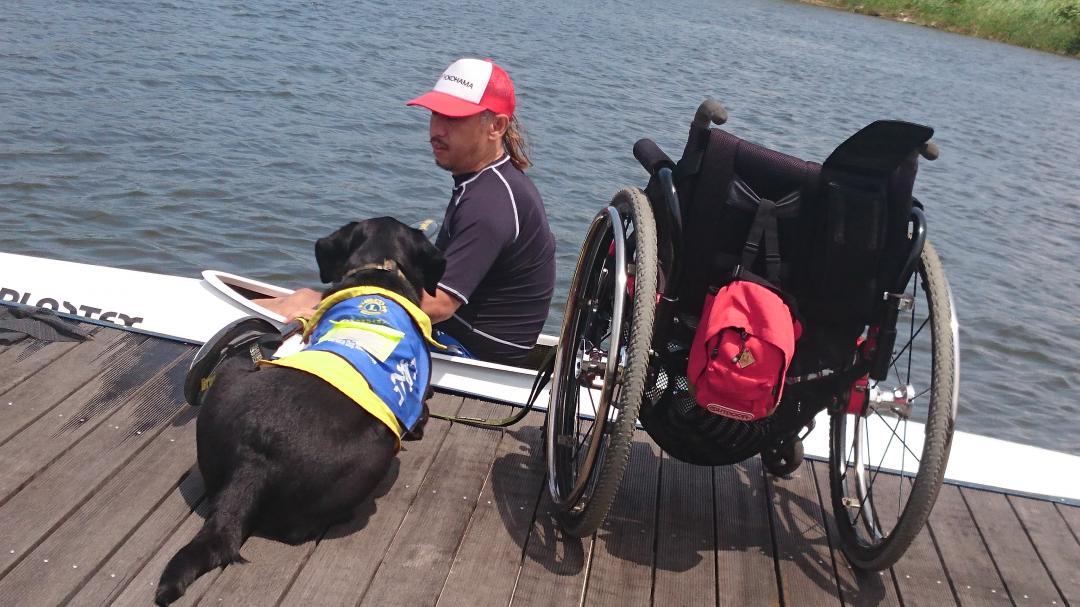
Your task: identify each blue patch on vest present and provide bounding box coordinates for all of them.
[303,294,429,432]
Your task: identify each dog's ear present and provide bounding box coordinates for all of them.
[418,238,446,296]
[315,222,361,283]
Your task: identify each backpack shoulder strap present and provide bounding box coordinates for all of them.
[729,179,800,286]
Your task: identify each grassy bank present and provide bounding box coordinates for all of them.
[800,0,1080,57]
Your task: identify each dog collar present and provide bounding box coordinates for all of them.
[340,259,408,284]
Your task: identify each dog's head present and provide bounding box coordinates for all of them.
[314,218,446,303]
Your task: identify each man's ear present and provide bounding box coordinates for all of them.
[488,113,510,141]
[419,239,446,296]
[315,222,360,284]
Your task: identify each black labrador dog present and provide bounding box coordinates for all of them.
[155,218,445,605]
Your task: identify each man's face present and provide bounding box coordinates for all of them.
[428,111,490,174]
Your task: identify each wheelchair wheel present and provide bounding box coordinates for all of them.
[546,187,658,537]
[829,240,958,570]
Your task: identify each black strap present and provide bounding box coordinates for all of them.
[740,197,777,283]
[430,346,556,429]
[730,178,800,286]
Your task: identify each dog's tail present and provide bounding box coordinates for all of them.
[155,464,269,606]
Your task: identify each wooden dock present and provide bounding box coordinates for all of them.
[1,323,1078,606]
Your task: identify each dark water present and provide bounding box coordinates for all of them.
[2,0,1078,454]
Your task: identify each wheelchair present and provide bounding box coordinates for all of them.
[545,99,958,571]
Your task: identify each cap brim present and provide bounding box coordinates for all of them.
[406,91,487,117]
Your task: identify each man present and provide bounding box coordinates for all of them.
[264,58,554,365]
[407,57,555,364]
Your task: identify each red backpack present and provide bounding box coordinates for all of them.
[688,275,802,420]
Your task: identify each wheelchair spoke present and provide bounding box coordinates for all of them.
[576,418,596,454]
[585,373,598,413]
[889,317,929,370]
[891,361,904,393]
[871,411,922,464]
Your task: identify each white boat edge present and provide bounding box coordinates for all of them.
[200,270,293,323]
[2,251,1077,505]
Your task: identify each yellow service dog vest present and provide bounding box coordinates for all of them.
[264,286,444,446]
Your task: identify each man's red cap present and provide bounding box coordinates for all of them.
[407,58,515,117]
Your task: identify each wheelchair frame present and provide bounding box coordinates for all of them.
[545,100,959,571]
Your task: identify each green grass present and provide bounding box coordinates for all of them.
[803,0,1080,56]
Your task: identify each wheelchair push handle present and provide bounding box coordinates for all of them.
[692,98,728,130]
[919,141,940,161]
[633,138,676,176]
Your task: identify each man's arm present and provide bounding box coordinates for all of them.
[253,288,322,321]
[421,288,462,324]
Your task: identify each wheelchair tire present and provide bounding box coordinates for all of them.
[546,187,658,537]
[829,240,958,570]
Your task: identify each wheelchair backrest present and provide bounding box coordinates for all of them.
[674,128,820,315]
[669,121,930,373]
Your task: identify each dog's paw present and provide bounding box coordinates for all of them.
[154,583,183,606]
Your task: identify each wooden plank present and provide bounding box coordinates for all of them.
[1057,502,1080,604]
[889,523,958,605]
[926,483,1011,605]
[715,458,779,607]
[280,392,464,606]
[437,411,547,607]
[1009,496,1080,605]
[68,470,206,606]
[653,455,716,607]
[0,336,187,503]
[0,328,133,445]
[509,491,592,607]
[1057,501,1080,547]
[0,416,197,606]
[962,487,1065,604]
[582,435,662,607]
[0,351,190,577]
[0,328,88,394]
[1058,502,1080,539]
[108,501,222,607]
[873,475,954,607]
[357,398,507,606]
[0,336,79,392]
[765,460,842,606]
[809,461,908,607]
[197,535,316,606]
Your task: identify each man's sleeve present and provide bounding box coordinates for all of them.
[437,198,515,304]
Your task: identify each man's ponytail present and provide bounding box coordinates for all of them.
[503,115,532,171]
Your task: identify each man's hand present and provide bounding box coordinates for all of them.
[422,288,462,324]
[253,288,322,322]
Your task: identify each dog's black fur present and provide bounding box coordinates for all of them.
[155,218,446,605]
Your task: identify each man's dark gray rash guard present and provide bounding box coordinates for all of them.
[434,155,555,364]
